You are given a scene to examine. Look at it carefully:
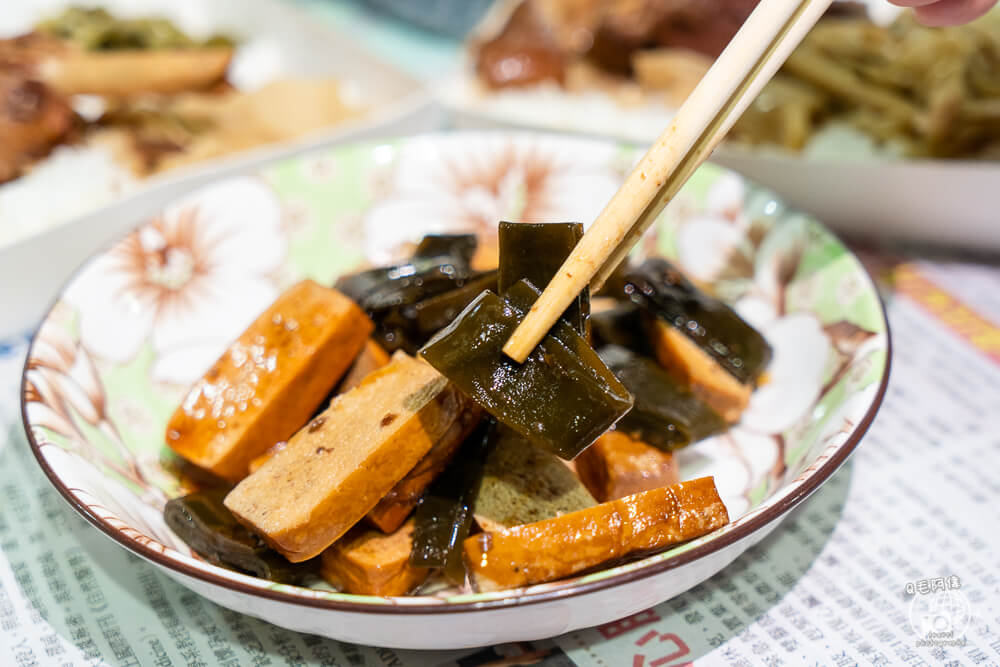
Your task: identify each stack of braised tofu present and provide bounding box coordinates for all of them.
[164,225,769,595]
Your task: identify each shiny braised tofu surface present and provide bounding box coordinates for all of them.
[463,477,729,592]
[366,404,481,534]
[575,430,679,502]
[650,320,752,423]
[320,520,428,597]
[224,353,473,562]
[165,280,372,482]
[338,339,391,393]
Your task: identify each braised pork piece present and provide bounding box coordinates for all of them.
[476,0,760,89]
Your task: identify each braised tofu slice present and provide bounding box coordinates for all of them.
[366,405,482,534]
[320,520,428,596]
[473,427,595,533]
[649,320,752,422]
[338,339,391,393]
[497,221,589,335]
[246,441,287,475]
[624,258,771,422]
[246,397,477,526]
[224,352,472,562]
[464,477,729,592]
[575,431,679,502]
[166,280,372,482]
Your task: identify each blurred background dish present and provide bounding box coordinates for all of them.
[728,11,1000,159]
[460,0,1000,160]
[0,0,436,339]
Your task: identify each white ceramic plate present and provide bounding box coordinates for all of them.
[22,131,889,649]
[0,0,438,339]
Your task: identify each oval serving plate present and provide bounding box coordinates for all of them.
[21,132,889,649]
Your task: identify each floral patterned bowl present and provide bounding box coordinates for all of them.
[21,132,889,649]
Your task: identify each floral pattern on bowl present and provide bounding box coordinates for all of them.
[21,132,889,640]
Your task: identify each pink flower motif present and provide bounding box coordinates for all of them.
[362,135,620,263]
[24,319,104,437]
[25,318,166,505]
[64,178,287,385]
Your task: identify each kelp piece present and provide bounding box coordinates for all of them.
[164,489,310,583]
[337,260,490,354]
[408,271,498,344]
[364,266,484,354]
[589,302,651,355]
[624,258,772,385]
[463,477,730,592]
[498,221,589,334]
[335,232,477,311]
[420,280,633,459]
[410,420,493,584]
[333,256,462,304]
[413,234,478,267]
[599,345,727,451]
[592,257,633,299]
[473,426,595,532]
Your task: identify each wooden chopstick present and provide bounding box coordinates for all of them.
[502,0,833,363]
[590,0,834,290]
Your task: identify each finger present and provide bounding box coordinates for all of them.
[889,0,940,7]
[914,0,998,25]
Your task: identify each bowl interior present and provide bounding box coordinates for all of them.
[22,132,888,608]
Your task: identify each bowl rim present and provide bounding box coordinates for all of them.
[19,130,892,615]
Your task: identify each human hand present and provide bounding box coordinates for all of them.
[889,0,998,26]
